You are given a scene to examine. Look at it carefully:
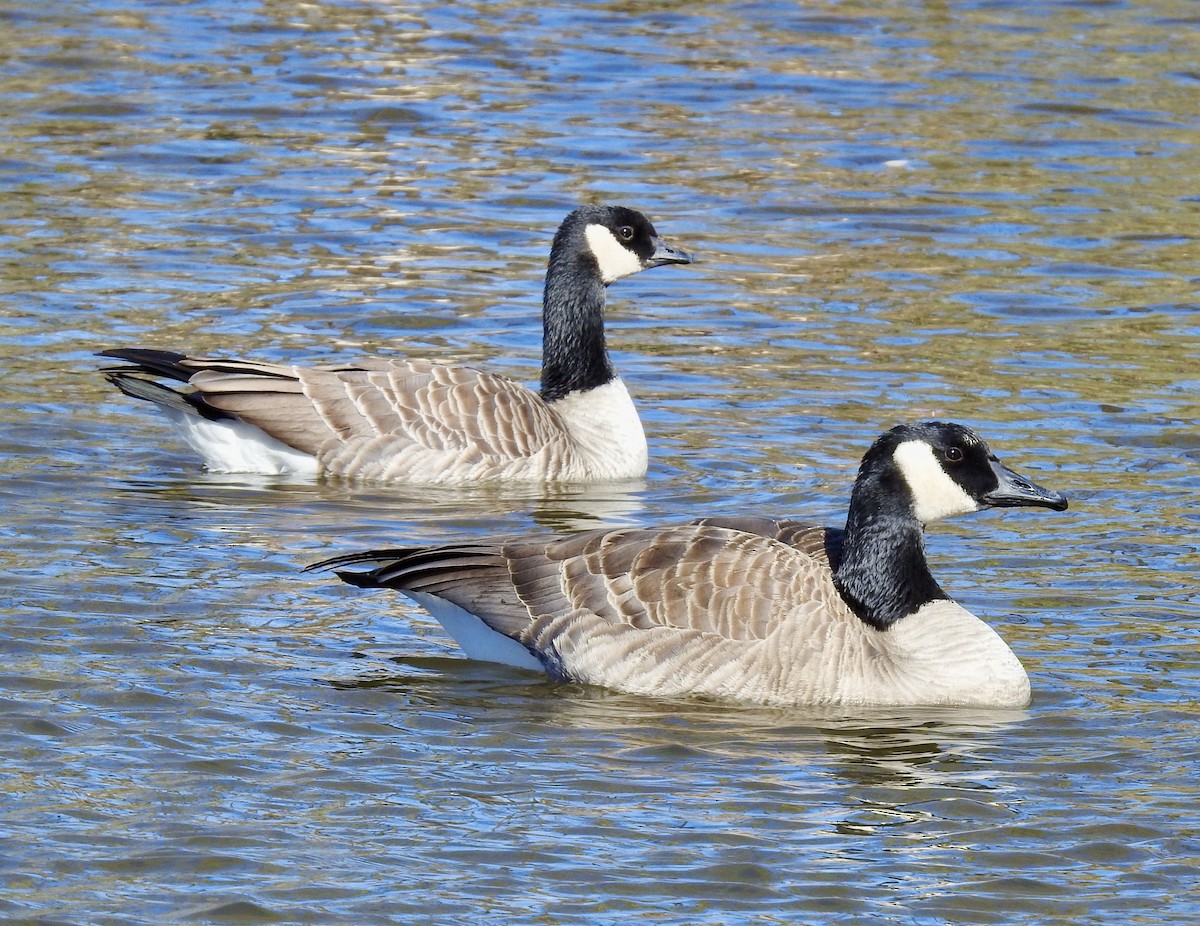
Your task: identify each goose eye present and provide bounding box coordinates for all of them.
[617,225,635,241]
[945,446,964,463]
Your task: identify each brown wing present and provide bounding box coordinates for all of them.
[689,516,844,569]
[325,522,842,646]
[180,357,572,467]
[515,524,840,643]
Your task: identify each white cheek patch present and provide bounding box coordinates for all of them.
[893,440,979,523]
[584,224,645,283]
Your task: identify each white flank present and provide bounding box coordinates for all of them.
[584,224,644,283]
[161,408,319,476]
[406,592,546,673]
[549,378,648,480]
[893,440,978,524]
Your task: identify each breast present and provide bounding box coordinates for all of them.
[547,378,648,480]
[866,600,1032,708]
[583,596,1033,709]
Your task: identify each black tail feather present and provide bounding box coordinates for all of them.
[304,548,422,574]
[104,370,233,421]
[98,348,195,382]
[334,568,387,589]
[309,545,504,593]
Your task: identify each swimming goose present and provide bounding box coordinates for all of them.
[312,422,1068,708]
[100,205,692,482]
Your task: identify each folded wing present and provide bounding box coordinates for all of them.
[319,523,846,692]
[104,350,575,480]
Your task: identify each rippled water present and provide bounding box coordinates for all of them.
[2,0,1198,923]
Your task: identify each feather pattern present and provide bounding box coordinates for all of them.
[100,205,691,482]
[318,523,1029,706]
[314,422,1068,708]
[177,357,631,481]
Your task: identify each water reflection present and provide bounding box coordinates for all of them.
[329,660,1029,788]
[107,471,652,549]
[4,0,1200,922]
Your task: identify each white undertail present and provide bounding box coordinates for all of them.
[163,408,318,476]
[406,592,545,673]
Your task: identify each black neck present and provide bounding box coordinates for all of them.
[539,249,613,403]
[831,471,948,631]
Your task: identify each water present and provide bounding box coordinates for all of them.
[2,0,1198,922]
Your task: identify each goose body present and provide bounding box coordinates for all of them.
[314,422,1069,708]
[101,205,692,483]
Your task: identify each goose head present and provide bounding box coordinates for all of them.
[874,421,1068,524]
[539,206,691,404]
[554,204,693,285]
[835,422,1067,631]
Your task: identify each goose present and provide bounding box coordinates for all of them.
[311,422,1069,708]
[99,205,692,482]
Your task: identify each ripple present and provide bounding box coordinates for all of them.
[2,0,1198,923]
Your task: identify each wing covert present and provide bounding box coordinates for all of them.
[189,358,569,461]
[509,524,839,643]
